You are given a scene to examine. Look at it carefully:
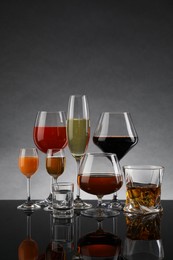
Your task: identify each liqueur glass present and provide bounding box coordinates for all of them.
[44,149,66,211]
[67,95,92,210]
[93,112,138,210]
[78,152,123,218]
[17,148,40,211]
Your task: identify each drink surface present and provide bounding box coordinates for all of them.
[46,157,66,179]
[18,156,39,177]
[33,126,67,153]
[93,136,137,160]
[67,119,90,160]
[126,182,161,209]
[78,174,123,197]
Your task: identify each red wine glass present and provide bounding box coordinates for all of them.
[33,111,67,207]
[93,112,138,210]
[78,152,123,218]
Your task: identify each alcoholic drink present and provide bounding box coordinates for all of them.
[78,230,121,258]
[126,182,161,209]
[93,136,138,160]
[67,119,90,160]
[33,126,67,154]
[78,174,123,197]
[18,156,39,178]
[46,157,66,180]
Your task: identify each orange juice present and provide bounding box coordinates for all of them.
[18,238,39,260]
[18,156,39,178]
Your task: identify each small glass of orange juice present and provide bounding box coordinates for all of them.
[17,148,41,211]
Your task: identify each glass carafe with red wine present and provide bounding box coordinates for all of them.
[33,111,67,207]
[78,152,123,218]
[93,112,138,210]
[67,94,92,210]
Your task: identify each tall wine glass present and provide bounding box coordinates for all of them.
[93,112,138,210]
[44,149,66,211]
[67,94,92,210]
[33,111,67,206]
[78,152,123,218]
[17,148,40,211]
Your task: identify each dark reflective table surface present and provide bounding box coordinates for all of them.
[1,200,173,259]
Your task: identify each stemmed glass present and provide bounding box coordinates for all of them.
[67,94,92,210]
[17,148,40,211]
[93,112,138,210]
[33,111,67,206]
[18,211,39,260]
[78,152,123,218]
[44,149,66,211]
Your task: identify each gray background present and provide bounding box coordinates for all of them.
[0,0,173,200]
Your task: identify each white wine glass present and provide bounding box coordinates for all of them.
[67,94,92,210]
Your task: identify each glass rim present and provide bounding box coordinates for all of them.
[36,110,66,114]
[123,165,164,170]
[52,182,74,186]
[101,111,131,115]
[85,152,118,158]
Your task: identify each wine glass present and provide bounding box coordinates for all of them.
[17,148,40,211]
[44,149,66,211]
[78,152,123,218]
[67,94,92,210]
[93,112,138,210]
[77,221,122,259]
[33,111,67,206]
[18,211,39,260]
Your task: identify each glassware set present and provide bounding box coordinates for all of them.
[17,94,164,221]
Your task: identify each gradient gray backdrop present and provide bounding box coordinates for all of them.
[1,0,173,200]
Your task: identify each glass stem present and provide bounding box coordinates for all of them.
[97,197,102,207]
[27,177,31,203]
[26,215,31,239]
[76,159,81,199]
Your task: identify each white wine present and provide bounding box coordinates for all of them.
[67,118,90,160]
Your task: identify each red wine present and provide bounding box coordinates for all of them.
[33,126,67,154]
[93,136,138,160]
[78,230,121,257]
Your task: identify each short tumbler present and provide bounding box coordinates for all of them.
[52,182,74,218]
[123,165,164,214]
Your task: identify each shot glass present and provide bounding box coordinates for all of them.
[52,182,74,218]
[123,165,164,214]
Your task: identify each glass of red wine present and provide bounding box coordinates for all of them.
[33,111,67,207]
[78,152,123,218]
[93,112,138,210]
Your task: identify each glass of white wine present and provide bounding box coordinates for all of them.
[67,94,92,210]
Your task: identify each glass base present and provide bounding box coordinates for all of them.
[102,200,124,211]
[44,205,53,212]
[36,192,52,207]
[74,197,92,210]
[81,207,120,220]
[17,201,41,211]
